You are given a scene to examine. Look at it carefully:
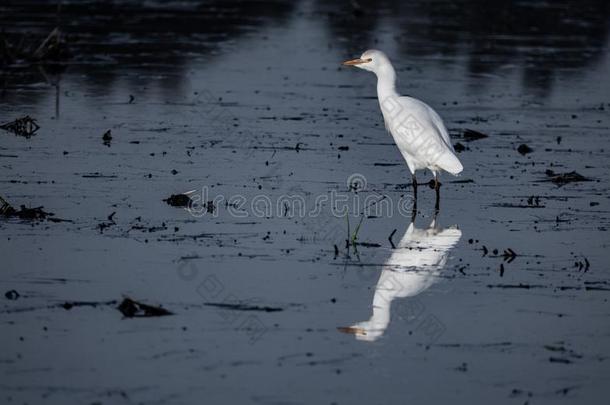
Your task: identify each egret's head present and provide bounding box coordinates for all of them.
[342,49,391,74]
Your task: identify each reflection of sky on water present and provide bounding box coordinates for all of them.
[318,0,610,96]
[1,0,609,112]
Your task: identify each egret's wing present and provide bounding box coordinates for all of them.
[395,97,451,151]
[424,103,455,153]
[395,97,462,174]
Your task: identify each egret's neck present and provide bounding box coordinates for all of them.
[375,63,397,100]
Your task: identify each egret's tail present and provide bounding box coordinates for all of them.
[437,151,463,175]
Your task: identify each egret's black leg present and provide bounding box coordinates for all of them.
[411,201,417,223]
[411,174,418,221]
[412,174,418,200]
[434,175,441,212]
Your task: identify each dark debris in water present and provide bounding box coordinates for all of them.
[453,142,468,152]
[492,201,545,209]
[517,144,533,155]
[502,248,517,263]
[356,242,382,248]
[61,300,116,311]
[117,297,173,318]
[544,170,591,185]
[97,211,116,233]
[544,344,583,362]
[2,297,173,317]
[102,129,112,146]
[574,256,591,272]
[0,196,12,215]
[204,302,283,312]
[1,299,117,315]
[164,193,193,207]
[81,172,117,179]
[5,290,20,300]
[0,116,40,138]
[486,283,544,289]
[1,196,54,220]
[12,206,53,220]
[527,196,542,207]
[462,129,489,142]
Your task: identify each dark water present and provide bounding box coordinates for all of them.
[1,1,610,404]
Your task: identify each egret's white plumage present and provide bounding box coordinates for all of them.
[343,50,463,194]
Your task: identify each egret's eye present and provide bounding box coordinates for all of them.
[366,58,373,62]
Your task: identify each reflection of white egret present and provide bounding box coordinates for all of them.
[343,50,463,210]
[339,216,462,342]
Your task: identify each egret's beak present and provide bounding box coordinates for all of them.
[342,58,371,66]
[337,326,367,335]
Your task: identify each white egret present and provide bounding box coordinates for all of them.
[343,50,463,210]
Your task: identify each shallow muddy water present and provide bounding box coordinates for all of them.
[1,1,610,404]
